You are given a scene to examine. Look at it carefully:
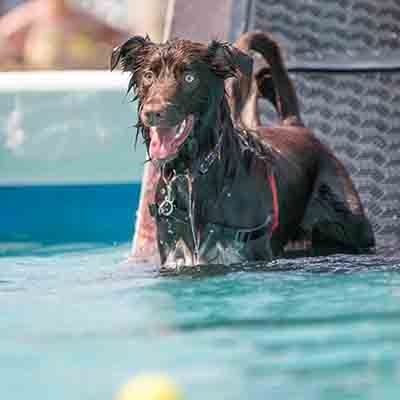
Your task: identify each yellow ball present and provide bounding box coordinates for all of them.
[116,374,183,400]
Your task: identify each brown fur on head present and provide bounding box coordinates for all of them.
[111,35,253,165]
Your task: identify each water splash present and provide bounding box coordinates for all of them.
[4,100,25,156]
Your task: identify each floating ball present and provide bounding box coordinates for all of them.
[116,374,183,400]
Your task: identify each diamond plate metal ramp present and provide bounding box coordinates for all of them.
[250,0,400,60]
[247,0,400,247]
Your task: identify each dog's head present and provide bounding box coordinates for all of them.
[111,36,253,163]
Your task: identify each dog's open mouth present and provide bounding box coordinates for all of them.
[148,114,195,161]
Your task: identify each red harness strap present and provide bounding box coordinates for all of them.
[268,173,280,237]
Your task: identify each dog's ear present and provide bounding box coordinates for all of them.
[207,40,253,79]
[110,35,154,72]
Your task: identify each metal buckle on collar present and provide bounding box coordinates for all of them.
[198,161,208,175]
[198,133,224,175]
[199,156,214,175]
[158,198,174,216]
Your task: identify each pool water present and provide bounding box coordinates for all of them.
[2,245,400,400]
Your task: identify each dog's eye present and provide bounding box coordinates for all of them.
[143,71,154,84]
[184,73,195,84]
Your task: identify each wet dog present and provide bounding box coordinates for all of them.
[111,31,375,267]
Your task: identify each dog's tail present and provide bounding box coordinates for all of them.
[233,31,302,127]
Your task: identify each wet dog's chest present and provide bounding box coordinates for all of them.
[154,172,275,265]
[154,170,272,231]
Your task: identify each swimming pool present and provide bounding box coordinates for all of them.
[1,72,400,399]
[2,245,400,400]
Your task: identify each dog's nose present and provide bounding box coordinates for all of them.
[142,104,168,126]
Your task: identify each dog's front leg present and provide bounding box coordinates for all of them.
[162,239,197,269]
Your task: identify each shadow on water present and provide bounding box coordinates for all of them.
[6,309,400,342]
[171,309,400,333]
[158,254,400,277]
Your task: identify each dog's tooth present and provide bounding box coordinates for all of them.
[175,119,186,138]
[179,119,186,134]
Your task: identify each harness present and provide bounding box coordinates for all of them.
[149,133,280,248]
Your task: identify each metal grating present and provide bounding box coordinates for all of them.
[251,0,400,61]
[248,0,400,245]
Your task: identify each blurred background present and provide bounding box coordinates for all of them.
[0,0,167,70]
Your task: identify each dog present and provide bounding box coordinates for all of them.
[227,31,302,129]
[111,31,375,267]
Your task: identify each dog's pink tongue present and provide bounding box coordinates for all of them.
[149,126,178,160]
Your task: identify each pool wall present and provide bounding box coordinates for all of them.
[0,183,141,244]
[0,71,145,248]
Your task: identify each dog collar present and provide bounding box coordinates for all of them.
[149,203,272,244]
[197,131,224,175]
[152,131,224,219]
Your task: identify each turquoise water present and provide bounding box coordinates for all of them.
[2,245,400,399]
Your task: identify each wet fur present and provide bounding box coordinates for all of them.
[227,31,302,128]
[111,31,375,267]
